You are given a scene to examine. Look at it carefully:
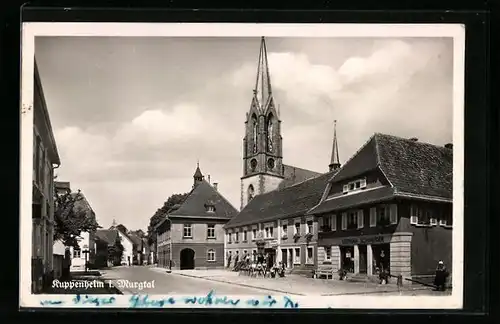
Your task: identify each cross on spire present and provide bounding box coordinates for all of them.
[329,120,341,171]
[254,36,273,110]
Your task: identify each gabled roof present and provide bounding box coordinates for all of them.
[168,179,238,219]
[278,164,323,189]
[327,133,453,199]
[95,229,119,245]
[225,170,338,229]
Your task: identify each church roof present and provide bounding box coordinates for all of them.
[278,164,322,190]
[168,179,238,219]
[225,170,338,229]
[308,133,452,215]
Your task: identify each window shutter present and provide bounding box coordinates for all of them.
[389,204,398,224]
[318,216,324,231]
[357,210,364,229]
[410,205,418,224]
[343,185,348,193]
[331,215,337,231]
[369,207,376,227]
[341,213,347,230]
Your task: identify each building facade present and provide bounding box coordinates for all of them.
[310,134,453,282]
[224,37,341,274]
[156,165,238,270]
[32,59,61,293]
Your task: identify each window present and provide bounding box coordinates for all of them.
[346,211,358,230]
[306,220,313,234]
[252,228,257,240]
[410,205,431,226]
[235,231,240,242]
[266,115,274,152]
[440,211,453,227]
[294,248,301,264]
[227,232,232,243]
[252,115,258,153]
[207,249,216,262]
[307,247,314,264]
[322,216,331,231]
[265,226,274,238]
[243,230,248,241]
[294,222,301,235]
[325,247,332,261]
[183,224,192,238]
[207,225,215,238]
[376,205,390,226]
[248,184,255,201]
[73,248,81,259]
[427,210,437,226]
[206,205,215,212]
[282,224,288,236]
[343,178,367,194]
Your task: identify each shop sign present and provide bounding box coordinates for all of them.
[341,235,385,246]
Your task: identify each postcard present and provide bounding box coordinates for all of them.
[20,22,465,309]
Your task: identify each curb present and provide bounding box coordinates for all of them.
[173,272,306,296]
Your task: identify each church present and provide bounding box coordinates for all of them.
[223,37,342,274]
[224,37,453,284]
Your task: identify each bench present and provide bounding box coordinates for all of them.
[315,269,335,279]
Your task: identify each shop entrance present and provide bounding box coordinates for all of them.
[264,248,276,267]
[340,246,354,273]
[281,249,287,268]
[372,243,390,274]
[358,245,367,274]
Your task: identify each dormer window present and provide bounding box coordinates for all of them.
[205,200,216,213]
[343,178,367,194]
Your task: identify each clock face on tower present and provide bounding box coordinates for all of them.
[250,159,257,171]
[267,158,275,170]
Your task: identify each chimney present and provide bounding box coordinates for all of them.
[445,143,453,149]
[207,175,211,184]
[213,182,218,191]
[409,137,418,142]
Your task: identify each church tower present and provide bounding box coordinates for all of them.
[240,37,284,210]
[329,120,341,172]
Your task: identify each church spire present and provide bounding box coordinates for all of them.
[254,36,273,110]
[329,120,341,172]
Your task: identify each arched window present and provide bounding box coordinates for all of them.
[207,249,216,262]
[251,114,258,153]
[266,114,274,152]
[248,184,255,202]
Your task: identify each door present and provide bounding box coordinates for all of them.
[180,248,195,270]
[359,245,367,274]
[281,249,287,268]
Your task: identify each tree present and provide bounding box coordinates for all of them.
[54,189,100,248]
[107,236,124,266]
[146,192,189,245]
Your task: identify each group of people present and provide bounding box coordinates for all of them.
[226,250,285,278]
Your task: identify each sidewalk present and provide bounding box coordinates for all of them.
[152,267,435,296]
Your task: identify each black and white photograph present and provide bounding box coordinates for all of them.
[20,23,465,309]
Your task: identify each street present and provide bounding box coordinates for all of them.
[98,266,449,297]
[100,266,277,295]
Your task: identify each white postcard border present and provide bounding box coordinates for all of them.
[20,22,465,309]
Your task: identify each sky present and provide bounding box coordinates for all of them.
[35,36,454,232]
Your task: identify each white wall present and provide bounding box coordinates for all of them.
[117,231,134,265]
[69,232,91,272]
